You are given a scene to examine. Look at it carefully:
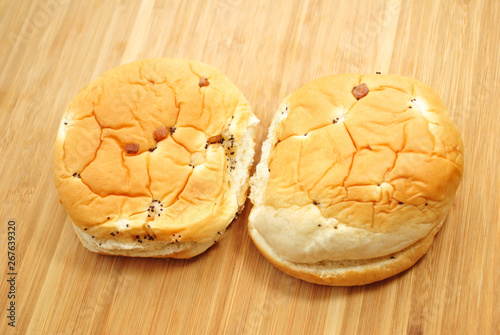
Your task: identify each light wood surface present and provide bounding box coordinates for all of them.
[1,0,499,334]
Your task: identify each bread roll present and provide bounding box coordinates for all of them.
[54,58,259,258]
[248,74,463,285]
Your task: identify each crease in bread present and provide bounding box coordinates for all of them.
[54,58,259,258]
[248,74,463,285]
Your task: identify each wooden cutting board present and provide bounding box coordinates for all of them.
[1,0,499,334]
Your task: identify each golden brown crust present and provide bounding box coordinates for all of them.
[266,74,463,231]
[54,59,258,257]
[248,73,463,285]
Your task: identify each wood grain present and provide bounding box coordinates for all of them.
[1,0,499,334]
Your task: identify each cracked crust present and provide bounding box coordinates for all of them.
[54,58,259,257]
[248,74,463,285]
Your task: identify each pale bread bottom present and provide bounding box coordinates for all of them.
[248,215,446,286]
[73,222,222,259]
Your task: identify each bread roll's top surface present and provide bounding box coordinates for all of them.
[250,74,463,263]
[54,59,257,244]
